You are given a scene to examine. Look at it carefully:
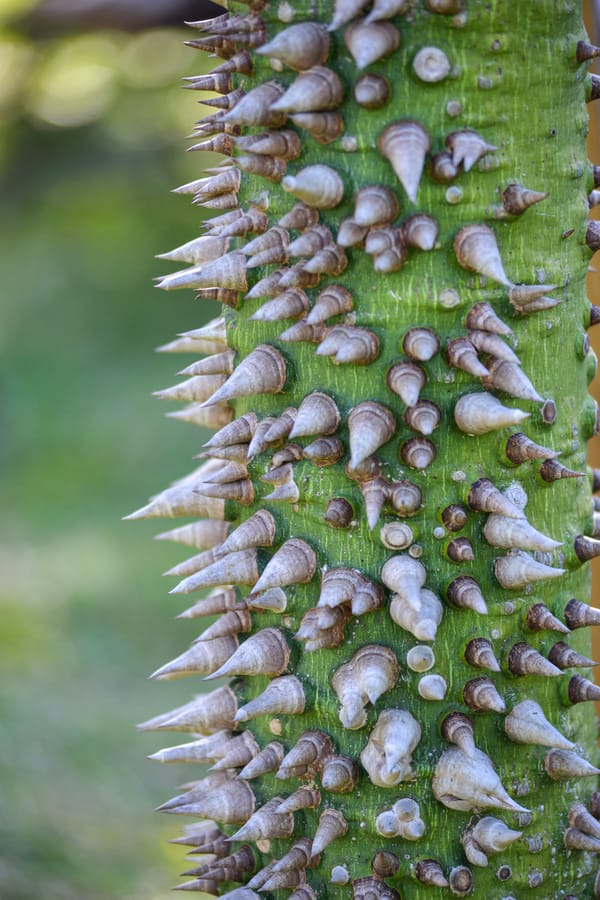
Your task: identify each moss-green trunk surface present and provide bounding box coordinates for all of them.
[134,1,600,897]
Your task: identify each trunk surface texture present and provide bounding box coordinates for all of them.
[131,1,600,896]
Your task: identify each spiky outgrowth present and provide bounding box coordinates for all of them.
[132,1,600,897]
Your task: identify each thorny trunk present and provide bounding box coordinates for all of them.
[130,0,600,896]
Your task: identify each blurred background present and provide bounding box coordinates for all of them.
[1,1,600,899]
[0,0,227,897]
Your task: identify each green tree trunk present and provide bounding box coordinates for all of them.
[131,1,600,896]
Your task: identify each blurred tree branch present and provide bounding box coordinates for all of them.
[22,0,223,34]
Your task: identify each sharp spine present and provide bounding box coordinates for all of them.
[277,787,321,814]
[526,602,569,634]
[483,512,562,552]
[136,685,237,734]
[177,589,240,620]
[234,675,306,722]
[228,797,295,842]
[239,742,285,779]
[507,641,563,677]
[540,459,585,482]
[494,551,565,589]
[547,640,597,669]
[568,674,600,703]
[378,120,431,204]
[149,635,238,681]
[564,598,600,629]
[277,731,333,779]
[454,392,529,435]
[545,749,600,780]
[311,808,349,856]
[505,432,559,464]
[168,548,259,595]
[203,627,291,680]
[504,699,574,749]
[575,534,600,562]
[433,745,529,813]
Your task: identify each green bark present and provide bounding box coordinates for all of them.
[133,1,600,896]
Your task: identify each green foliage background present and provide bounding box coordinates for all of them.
[2,2,600,898]
[0,6,219,896]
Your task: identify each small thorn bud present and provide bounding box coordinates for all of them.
[577,40,600,62]
[574,534,600,562]
[540,458,584,482]
[505,432,559,464]
[587,219,600,252]
[568,674,600,703]
[564,599,600,629]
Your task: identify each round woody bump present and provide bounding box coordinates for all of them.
[324,497,354,528]
[400,437,437,469]
[354,73,390,108]
[402,327,440,361]
[201,345,287,407]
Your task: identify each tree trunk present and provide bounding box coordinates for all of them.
[131,1,600,896]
